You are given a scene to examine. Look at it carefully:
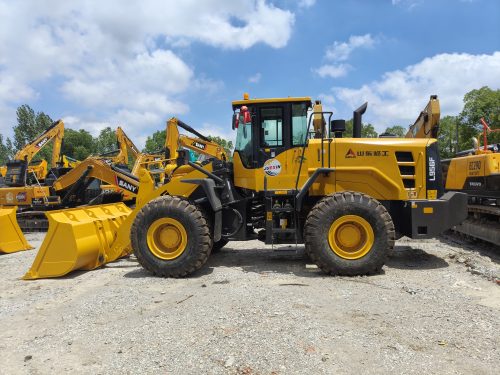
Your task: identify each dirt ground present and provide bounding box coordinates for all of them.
[0,233,499,375]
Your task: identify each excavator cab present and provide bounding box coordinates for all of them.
[3,160,28,187]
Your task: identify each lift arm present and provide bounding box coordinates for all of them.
[405,95,440,139]
[52,157,140,196]
[14,120,65,168]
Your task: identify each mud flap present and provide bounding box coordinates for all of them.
[0,207,33,253]
[23,203,132,280]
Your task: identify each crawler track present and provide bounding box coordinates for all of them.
[453,204,500,246]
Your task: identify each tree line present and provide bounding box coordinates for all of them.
[0,86,498,165]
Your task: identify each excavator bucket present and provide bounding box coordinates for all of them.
[0,207,33,253]
[23,203,132,280]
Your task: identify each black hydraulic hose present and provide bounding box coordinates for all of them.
[177,119,211,142]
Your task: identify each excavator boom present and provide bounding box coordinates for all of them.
[14,120,64,167]
[405,95,440,139]
[165,117,227,162]
[115,126,140,165]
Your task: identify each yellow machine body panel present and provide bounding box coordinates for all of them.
[445,152,500,190]
[0,207,33,253]
[27,159,48,181]
[0,165,6,177]
[233,138,431,201]
[445,151,500,204]
[0,185,53,207]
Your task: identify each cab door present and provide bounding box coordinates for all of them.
[255,105,290,168]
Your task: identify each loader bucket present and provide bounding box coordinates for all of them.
[0,207,33,253]
[23,203,132,280]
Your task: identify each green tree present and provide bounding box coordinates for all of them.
[61,129,95,160]
[95,127,117,155]
[207,135,233,156]
[344,120,378,138]
[458,86,500,149]
[0,134,14,165]
[73,145,92,161]
[383,125,406,137]
[13,105,53,161]
[437,116,459,159]
[143,130,166,153]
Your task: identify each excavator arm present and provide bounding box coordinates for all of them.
[165,117,227,162]
[405,95,440,139]
[14,120,65,167]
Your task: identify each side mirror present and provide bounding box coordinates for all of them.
[232,113,239,130]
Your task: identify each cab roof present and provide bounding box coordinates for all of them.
[232,96,312,109]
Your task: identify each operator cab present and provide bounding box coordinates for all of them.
[4,160,28,187]
[232,94,312,169]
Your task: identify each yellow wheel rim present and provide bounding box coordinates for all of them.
[147,218,188,260]
[328,215,374,260]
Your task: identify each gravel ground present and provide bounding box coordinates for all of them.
[0,233,499,375]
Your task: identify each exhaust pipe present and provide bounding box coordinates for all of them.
[353,102,368,138]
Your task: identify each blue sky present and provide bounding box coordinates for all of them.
[0,0,499,148]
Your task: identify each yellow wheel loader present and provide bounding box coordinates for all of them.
[24,95,468,279]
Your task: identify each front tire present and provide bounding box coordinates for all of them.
[304,192,395,276]
[131,196,212,277]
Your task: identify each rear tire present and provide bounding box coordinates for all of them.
[304,191,395,276]
[131,196,212,277]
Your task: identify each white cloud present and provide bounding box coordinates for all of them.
[298,0,316,8]
[0,0,296,146]
[314,64,352,78]
[314,34,376,79]
[391,0,422,10]
[333,52,500,131]
[317,93,336,108]
[248,73,262,83]
[325,34,376,62]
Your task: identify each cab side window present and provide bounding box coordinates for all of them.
[292,103,308,146]
[260,108,283,147]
